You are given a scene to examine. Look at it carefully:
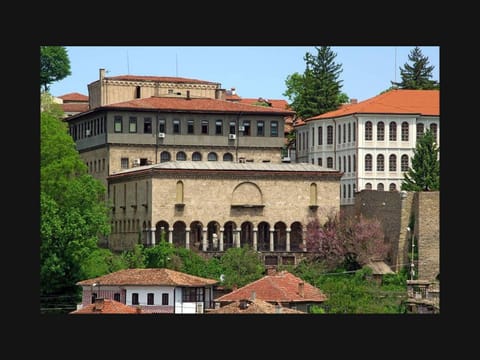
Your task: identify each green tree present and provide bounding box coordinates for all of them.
[401,129,440,191]
[391,47,439,90]
[218,246,264,290]
[40,46,71,92]
[283,46,346,119]
[40,109,111,297]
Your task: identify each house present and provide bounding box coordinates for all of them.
[214,269,327,313]
[364,258,394,285]
[294,89,439,205]
[75,268,218,314]
[57,92,89,118]
[206,297,305,314]
[70,298,142,314]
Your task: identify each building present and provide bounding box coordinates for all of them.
[214,269,327,313]
[75,268,218,314]
[294,89,439,205]
[206,298,305,314]
[70,298,142,314]
[57,92,89,118]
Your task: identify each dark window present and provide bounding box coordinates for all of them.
[158,119,166,133]
[389,154,397,171]
[215,120,223,135]
[348,123,351,142]
[401,154,409,171]
[114,116,123,133]
[243,120,251,136]
[129,117,137,133]
[311,127,314,145]
[147,293,154,305]
[338,124,342,143]
[377,183,384,191]
[416,123,424,139]
[317,157,322,166]
[132,293,139,305]
[327,157,333,168]
[223,153,233,161]
[229,121,236,135]
[430,123,438,142]
[318,126,323,145]
[135,86,141,98]
[182,287,205,302]
[176,151,187,161]
[201,120,209,134]
[257,121,265,136]
[401,122,409,141]
[121,158,129,169]
[365,121,373,140]
[365,154,372,171]
[377,122,384,141]
[365,183,372,190]
[144,118,152,133]
[173,119,181,134]
[208,152,218,161]
[327,126,333,144]
[389,122,397,141]
[162,293,169,306]
[343,123,346,143]
[192,152,202,161]
[114,293,121,302]
[91,293,97,304]
[187,119,194,134]
[389,183,397,191]
[160,151,171,163]
[377,154,384,171]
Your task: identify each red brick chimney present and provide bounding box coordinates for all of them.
[94,298,105,311]
[298,282,305,297]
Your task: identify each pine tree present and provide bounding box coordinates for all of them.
[391,47,439,90]
[401,129,440,191]
[284,46,345,119]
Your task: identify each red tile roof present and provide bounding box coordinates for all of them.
[207,298,305,314]
[70,299,141,314]
[76,268,218,287]
[99,97,294,116]
[215,270,327,303]
[58,92,89,102]
[62,103,89,113]
[306,89,439,121]
[239,98,291,110]
[106,75,219,85]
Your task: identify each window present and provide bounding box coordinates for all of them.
[176,151,187,161]
[327,125,333,144]
[389,183,397,191]
[271,121,278,137]
[162,293,169,306]
[147,293,154,305]
[353,154,356,172]
[132,293,139,305]
[343,156,346,172]
[173,119,181,134]
[317,157,322,166]
[338,157,341,171]
[327,157,333,168]
[342,184,346,199]
[389,154,397,171]
[401,154,409,171]
[208,152,218,161]
[135,86,141,98]
[229,121,236,135]
[348,123,351,142]
[348,156,351,172]
[144,118,152,133]
[129,117,137,133]
[416,123,424,139]
[348,184,351,198]
[187,119,194,134]
[389,122,397,141]
[377,154,384,171]
[377,183,384,191]
[223,153,233,161]
[215,120,223,135]
[160,151,171,163]
[243,120,251,136]
[338,124,342,143]
[192,152,202,161]
[401,122,409,141]
[158,119,166,133]
[114,116,123,133]
[311,127,314,145]
[365,121,372,140]
[377,122,384,141]
[257,121,265,136]
[114,293,121,302]
[430,123,438,142]
[91,293,97,304]
[365,154,372,171]
[121,157,129,169]
[353,122,356,141]
[201,120,209,134]
[182,287,204,302]
[365,183,372,190]
[343,123,346,143]
[318,126,323,145]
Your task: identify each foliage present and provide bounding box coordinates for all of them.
[40,110,111,296]
[391,46,439,90]
[81,248,128,278]
[283,46,346,119]
[40,92,64,119]
[120,243,146,269]
[401,129,440,191]
[305,211,389,271]
[40,46,71,92]
[218,246,265,290]
[143,240,176,268]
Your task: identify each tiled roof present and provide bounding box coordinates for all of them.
[215,270,327,303]
[239,98,290,110]
[106,75,219,85]
[207,298,305,314]
[70,299,141,314]
[58,92,89,102]
[62,103,89,113]
[306,89,439,121]
[76,268,218,287]
[99,97,294,116]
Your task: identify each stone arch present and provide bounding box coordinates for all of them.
[155,220,169,243]
[172,221,186,247]
[274,222,287,251]
[232,181,263,206]
[258,221,270,251]
[190,221,204,250]
[207,221,221,251]
[223,221,236,250]
[240,221,254,248]
[290,221,303,251]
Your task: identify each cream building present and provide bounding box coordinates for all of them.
[107,161,341,265]
[295,89,439,205]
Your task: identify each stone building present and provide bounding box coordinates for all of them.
[107,161,342,265]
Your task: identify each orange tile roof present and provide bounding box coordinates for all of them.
[58,92,89,102]
[100,97,294,116]
[207,298,305,314]
[76,268,218,287]
[215,270,327,303]
[306,89,439,122]
[239,98,291,110]
[70,299,141,314]
[62,103,89,113]
[107,75,219,85]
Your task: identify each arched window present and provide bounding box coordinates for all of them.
[160,151,171,162]
[176,181,184,203]
[389,154,397,171]
[430,123,438,142]
[401,154,409,171]
[416,123,424,139]
[176,151,187,161]
[192,152,202,161]
[223,153,233,161]
[365,121,373,140]
[207,152,218,161]
[310,183,317,206]
[377,154,384,171]
[377,183,384,191]
[389,122,397,141]
[365,183,372,190]
[389,183,397,191]
[365,154,372,171]
[377,121,384,141]
[401,122,409,141]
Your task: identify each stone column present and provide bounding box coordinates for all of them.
[150,228,156,246]
[253,228,258,251]
[269,229,274,252]
[202,227,208,251]
[219,228,224,252]
[286,228,291,252]
[168,227,173,244]
[185,227,190,249]
[235,228,241,248]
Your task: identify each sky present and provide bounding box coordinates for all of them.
[49,46,440,103]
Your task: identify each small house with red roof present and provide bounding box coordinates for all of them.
[214,269,327,313]
[57,92,89,117]
[70,298,142,314]
[75,268,218,314]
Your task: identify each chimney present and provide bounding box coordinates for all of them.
[94,298,105,311]
[231,87,236,95]
[298,282,305,297]
[100,68,106,81]
[250,291,256,300]
[350,98,358,104]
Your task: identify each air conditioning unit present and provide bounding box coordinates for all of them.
[228,134,236,140]
[238,126,245,132]
[85,129,91,136]
[133,159,140,166]
[158,132,166,138]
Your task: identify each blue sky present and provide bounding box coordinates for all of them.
[49,46,440,103]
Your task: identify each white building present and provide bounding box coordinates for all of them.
[295,89,439,205]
